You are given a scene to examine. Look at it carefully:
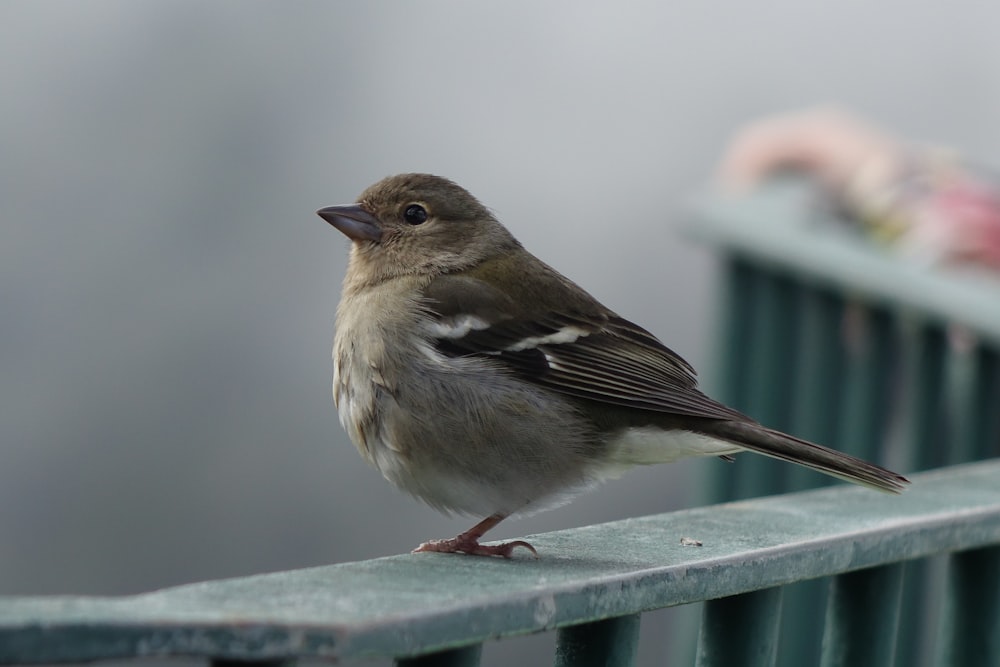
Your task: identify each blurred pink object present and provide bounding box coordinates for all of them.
[910,176,1000,268]
[716,107,903,194]
[715,107,1000,271]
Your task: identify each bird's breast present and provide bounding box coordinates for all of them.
[332,281,429,471]
[330,279,608,517]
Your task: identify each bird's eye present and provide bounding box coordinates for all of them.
[403,204,428,225]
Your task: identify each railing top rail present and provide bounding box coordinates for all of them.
[687,180,1000,345]
[3,461,999,664]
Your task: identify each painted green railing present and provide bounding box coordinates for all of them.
[2,180,998,666]
[687,178,1000,667]
[1,461,998,666]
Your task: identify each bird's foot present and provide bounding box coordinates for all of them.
[412,536,538,558]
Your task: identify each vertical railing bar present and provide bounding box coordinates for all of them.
[714,257,757,411]
[666,602,706,667]
[819,563,905,667]
[935,545,1000,667]
[971,345,1000,460]
[779,289,859,667]
[554,614,641,667]
[728,265,772,501]
[775,581,827,667]
[947,336,979,465]
[785,285,847,493]
[902,322,948,471]
[707,257,758,504]
[836,305,896,463]
[696,587,783,667]
[894,322,948,667]
[735,269,800,499]
[742,270,798,430]
[396,644,483,667]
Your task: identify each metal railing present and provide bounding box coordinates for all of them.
[688,179,1000,667]
[1,461,998,666]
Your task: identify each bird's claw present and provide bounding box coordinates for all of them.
[412,537,538,558]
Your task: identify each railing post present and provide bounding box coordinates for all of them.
[708,257,756,504]
[696,588,783,667]
[210,661,294,667]
[819,563,904,667]
[554,614,641,667]
[835,305,895,463]
[735,270,799,499]
[785,285,847,492]
[902,323,948,471]
[936,545,1000,667]
[952,345,1000,463]
[396,644,483,667]
[714,257,755,413]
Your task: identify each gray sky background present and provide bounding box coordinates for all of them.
[2,1,998,664]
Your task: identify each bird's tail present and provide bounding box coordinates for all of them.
[702,421,909,494]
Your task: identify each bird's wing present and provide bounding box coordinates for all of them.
[420,271,749,421]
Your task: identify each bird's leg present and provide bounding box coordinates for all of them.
[412,513,538,558]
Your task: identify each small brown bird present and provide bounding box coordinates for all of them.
[318,173,908,557]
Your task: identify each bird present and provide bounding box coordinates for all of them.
[317,173,909,558]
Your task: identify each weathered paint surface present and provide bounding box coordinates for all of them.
[1,461,998,663]
[688,179,1000,347]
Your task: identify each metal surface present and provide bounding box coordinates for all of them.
[688,181,1000,346]
[396,645,483,667]
[819,563,904,667]
[554,614,641,667]
[697,588,782,667]
[1,462,999,664]
[691,181,1000,667]
[936,545,1000,667]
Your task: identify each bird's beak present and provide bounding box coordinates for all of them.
[317,205,383,243]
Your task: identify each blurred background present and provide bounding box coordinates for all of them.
[2,1,999,664]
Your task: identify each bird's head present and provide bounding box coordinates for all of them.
[318,173,520,287]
